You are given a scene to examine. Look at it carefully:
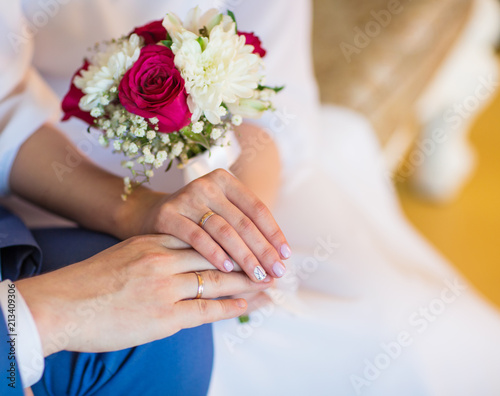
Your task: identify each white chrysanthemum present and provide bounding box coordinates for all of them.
[226,98,268,119]
[74,34,142,111]
[163,7,233,42]
[146,131,156,140]
[164,17,261,124]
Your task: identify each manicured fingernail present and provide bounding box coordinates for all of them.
[272,262,286,278]
[224,260,234,272]
[263,275,273,283]
[254,266,267,281]
[280,244,292,259]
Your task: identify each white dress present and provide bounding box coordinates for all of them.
[1,0,500,395]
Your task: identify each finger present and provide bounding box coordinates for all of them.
[159,234,192,250]
[202,213,269,282]
[163,215,235,273]
[154,245,241,274]
[174,298,247,328]
[216,171,292,260]
[210,200,286,278]
[235,291,273,315]
[173,270,274,301]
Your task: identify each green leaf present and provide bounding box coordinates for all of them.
[227,10,237,24]
[161,40,173,48]
[238,315,250,324]
[257,84,285,93]
[184,130,211,149]
[164,159,173,172]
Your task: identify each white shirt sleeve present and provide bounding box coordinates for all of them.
[0,280,44,388]
[0,2,61,196]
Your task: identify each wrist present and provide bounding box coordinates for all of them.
[15,276,63,357]
[113,187,167,239]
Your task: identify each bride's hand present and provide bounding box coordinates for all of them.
[127,169,291,283]
[16,234,274,357]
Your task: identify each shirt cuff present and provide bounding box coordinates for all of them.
[0,280,44,387]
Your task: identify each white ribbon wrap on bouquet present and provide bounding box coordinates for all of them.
[182,130,242,183]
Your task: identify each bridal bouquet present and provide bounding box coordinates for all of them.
[62,7,282,198]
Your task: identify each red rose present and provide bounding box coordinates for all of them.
[61,60,95,125]
[238,31,266,57]
[131,20,167,45]
[118,45,191,133]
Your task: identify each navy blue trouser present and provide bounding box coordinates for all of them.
[0,208,213,396]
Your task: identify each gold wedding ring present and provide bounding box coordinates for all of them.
[198,210,215,228]
[194,271,204,299]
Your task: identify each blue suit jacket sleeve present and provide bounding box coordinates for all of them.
[0,307,23,394]
[0,206,41,393]
[0,206,41,281]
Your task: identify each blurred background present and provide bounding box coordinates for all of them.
[311,0,500,307]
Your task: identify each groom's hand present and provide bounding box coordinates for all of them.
[15,234,274,357]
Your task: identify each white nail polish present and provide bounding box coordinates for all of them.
[254,266,267,281]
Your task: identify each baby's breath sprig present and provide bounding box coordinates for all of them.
[93,102,241,200]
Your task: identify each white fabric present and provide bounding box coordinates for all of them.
[0,0,499,394]
[0,280,44,387]
[0,2,60,195]
[182,129,241,185]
